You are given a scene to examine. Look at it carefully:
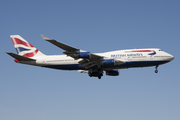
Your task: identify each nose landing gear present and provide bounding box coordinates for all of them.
[155,65,158,73]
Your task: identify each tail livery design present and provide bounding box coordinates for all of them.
[10,35,45,58]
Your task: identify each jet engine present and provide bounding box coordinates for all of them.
[106,70,119,76]
[64,51,91,59]
[102,59,124,66]
[78,52,91,59]
[102,59,115,66]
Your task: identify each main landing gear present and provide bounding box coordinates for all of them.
[88,70,103,79]
[98,74,102,79]
[155,65,158,73]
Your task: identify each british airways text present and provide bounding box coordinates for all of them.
[111,53,143,58]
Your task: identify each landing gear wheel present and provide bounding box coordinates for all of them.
[155,65,159,73]
[98,72,102,79]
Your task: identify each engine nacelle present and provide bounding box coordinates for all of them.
[106,70,119,76]
[102,59,115,66]
[78,52,91,59]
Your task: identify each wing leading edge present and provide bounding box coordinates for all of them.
[41,35,79,52]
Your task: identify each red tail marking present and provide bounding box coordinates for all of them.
[23,49,39,57]
[11,38,16,45]
[12,38,34,47]
[14,59,19,63]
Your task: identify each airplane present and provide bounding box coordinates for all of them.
[6,35,174,79]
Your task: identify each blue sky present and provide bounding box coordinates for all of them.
[1,0,180,120]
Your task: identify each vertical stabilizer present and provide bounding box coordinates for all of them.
[10,35,46,58]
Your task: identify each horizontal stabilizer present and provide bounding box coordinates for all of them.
[6,52,35,61]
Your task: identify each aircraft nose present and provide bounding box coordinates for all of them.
[170,55,174,61]
[166,54,174,61]
[164,52,174,61]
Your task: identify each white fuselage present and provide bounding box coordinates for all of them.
[19,48,174,70]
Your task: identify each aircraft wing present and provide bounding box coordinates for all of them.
[41,35,79,52]
[41,35,104,69]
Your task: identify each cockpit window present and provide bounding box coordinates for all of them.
[159,49,163,51]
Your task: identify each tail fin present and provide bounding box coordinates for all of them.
[10,35,45,58]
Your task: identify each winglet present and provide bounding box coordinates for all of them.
[40,34,52,41]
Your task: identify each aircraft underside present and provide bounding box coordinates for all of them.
[44,60,169,70]
[42,60,170,79]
